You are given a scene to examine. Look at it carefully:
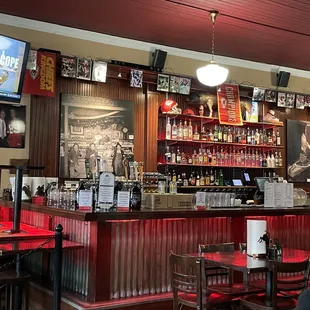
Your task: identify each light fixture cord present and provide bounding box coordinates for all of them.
[211,19,215,61]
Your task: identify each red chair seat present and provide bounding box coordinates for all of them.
[241,293,298,310]
[207,283,265,296]
[179,292,237,307]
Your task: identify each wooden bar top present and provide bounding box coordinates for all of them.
[1,200,310,222]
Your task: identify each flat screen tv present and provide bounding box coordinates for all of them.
[0,34,30,103]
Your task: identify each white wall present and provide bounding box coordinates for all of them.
[0,94,30,196]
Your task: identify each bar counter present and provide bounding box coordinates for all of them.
[1,199,310,305]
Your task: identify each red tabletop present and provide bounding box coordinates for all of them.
[0,239,83,256]
[0,222,54,242]
[191,248,310,273]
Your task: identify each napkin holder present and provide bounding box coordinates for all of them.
[247,220,268,258]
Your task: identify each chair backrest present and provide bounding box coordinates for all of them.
[270,258,310,308]
[198,242,235,254]
[169,252,206,309]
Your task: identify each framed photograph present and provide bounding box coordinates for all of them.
[179,77,191,95]
[287,119,310,182]
[265,89,276,103]
[26,50,37,71]
[76,57,92,80]
[305,95,310,107]
[59,94,134,178]
[130,69,143,88]
[91,61,107,83]
[0,104,26,149]
[296,94,305,110]
[277,92,287,107]
[169,76,180,93]
[286,93,295,108]
[252,87,265,101]
[157,74,169,92]
[61,56,77,78]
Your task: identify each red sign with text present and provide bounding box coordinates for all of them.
[23,52,56,97]
[217,84,243,126]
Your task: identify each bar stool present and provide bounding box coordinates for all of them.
[0,270,30,310]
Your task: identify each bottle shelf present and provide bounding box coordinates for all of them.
[159,113,284,128]
[158,138,284,149]
[158,162,285,169]
[178,185,257,189]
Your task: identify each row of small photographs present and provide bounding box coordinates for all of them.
[253,87,309,109]
[157,74,191,95]
[61,56,107,83]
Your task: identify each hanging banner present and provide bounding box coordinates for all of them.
[217,84,243,126]
[23,51,56,97]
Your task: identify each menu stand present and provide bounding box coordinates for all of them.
[0,165,44,310]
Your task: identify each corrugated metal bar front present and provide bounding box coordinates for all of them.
[109,217,232,299]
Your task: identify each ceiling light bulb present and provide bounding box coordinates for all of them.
[196,61,229,87]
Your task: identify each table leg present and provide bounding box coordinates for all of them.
[53,224,63,310]
[265,271,273,307]
[14,254,22,310]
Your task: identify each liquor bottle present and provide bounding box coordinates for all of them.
[209,127,214,142]
[193,125,200,140]
[235,128,240,143]
[223,126,228,143]
[246,127,251,144]
[176,147,181,164]
[172,170,177,182]
[166,117,171,140]
[252,149,256,167]
[200,170,205,186]
[224,148,229,166]
[183,120,189,140]
[208,149,213,165]
[171,118,178,140]
[251,130,255,145]
[181,152,187,164]
[201,126,207,141]
[240,150,245,166]
[198,149,203,164]
[227,127,233,143]
[267,152,271,168]
[214,125,218,142]
[241,129,246,144]
[130,182,142,210]
[255,129,260,145]
[245,150,249,167]
[268,132,273,145]
[218,126,223,142]
[255,150,259,167]
[196,174,200,186]
[190,172,196,186]
[275,151,279,167]
[192,150,198,165]
[210,168,215,186]
[214,169,219,186]
[205,170,210,186]
[272,130,276,146]
[263,130,268,145]
[188,153,193,164]
[259,151,263,167]
[220,147,225,166]
[165,146,171,163]
[171,148,176,164]
[259,129,264,145]
[203,149,208,164]
[178,120,183,140]
[183,173,189,186]
[262,153,267,167]
[279,152,283,167]
[188,120,193,140]
[228,147,233,166]
[271,152,275,168]
[177,175,182,187]
[216,148,221,166]
[276,130,281,146]
[218,169,224,186]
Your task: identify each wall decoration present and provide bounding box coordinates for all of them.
[92,61,107,83]
[277,92,286,107]
[130,69,143,88]
[296,94,305,110]
[305,95,310,107]
[76,57,92,80]
[179,77,191,95]
[265,90,276,103]
[287,119,310,182]
[0,103,26,148]
[169,76,180,93]
[61,56,77,78]
[252,87,265,101]
[157,74,169,92]
[59,94,134,179]
[286,93,295,108]
[26,50,37,70]
[217,84,243,126]
[23,51,56,98]
[245,101,258,122]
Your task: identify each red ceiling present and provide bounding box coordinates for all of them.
[1,0,310,70]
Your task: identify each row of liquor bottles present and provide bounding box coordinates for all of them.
[164,117,281,146]
[164,147,283,168]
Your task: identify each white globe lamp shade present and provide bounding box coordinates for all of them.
[196,62,229,87]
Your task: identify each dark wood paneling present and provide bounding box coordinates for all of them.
[29,77,145,176]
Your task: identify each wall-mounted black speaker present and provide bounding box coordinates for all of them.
[277,71,291,87]
[152,49,167,70]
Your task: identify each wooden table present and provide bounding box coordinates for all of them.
[193,248,310,302]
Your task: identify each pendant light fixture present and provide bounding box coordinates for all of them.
[196,11,229,87]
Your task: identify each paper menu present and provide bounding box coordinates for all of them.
[264,183,293,208]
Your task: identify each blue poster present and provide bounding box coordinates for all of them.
[0,35,27,98]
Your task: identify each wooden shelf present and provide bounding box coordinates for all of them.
[159,113,284,128]
[158,163,285,169]
[178,186,256,189]
[158,138,284,149]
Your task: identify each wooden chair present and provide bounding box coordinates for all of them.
[0,270,30,310]
[169,252,238,310]
[199,243,264,296]
[240,258,310,310]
